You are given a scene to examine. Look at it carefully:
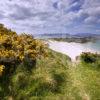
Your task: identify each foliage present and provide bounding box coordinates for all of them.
[80,52,100,63]
[0,24,47,77]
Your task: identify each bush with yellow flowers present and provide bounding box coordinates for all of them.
[0,24,47,76]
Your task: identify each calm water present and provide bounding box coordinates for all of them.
[86,40,100,52]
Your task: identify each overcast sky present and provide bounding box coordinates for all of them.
[0,0,100,34]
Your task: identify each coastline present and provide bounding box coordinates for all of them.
[48,40,100,61]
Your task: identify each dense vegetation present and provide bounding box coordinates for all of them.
[81,52,100,64]
[0,24,47,75]
[0,24,48,99]
[0,24,100,100]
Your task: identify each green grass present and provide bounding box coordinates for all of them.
[0,50,70,100]
[76,62,100,100]
[0,49,100,100]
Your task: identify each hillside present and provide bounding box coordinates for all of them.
[0,24,100,100]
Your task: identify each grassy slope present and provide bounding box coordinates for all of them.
[6,49,70,100]
[76,62,100,100]
[1,49,100,100]
[35,49,100,100]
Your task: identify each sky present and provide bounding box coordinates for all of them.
[0,0,100,34]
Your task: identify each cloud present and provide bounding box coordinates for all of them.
[0,0,100,34]
[9,5,33,20]
[81,0,100,24]
[0,13,5,19]
[84,16,98,24]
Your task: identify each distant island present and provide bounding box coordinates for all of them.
[34,33,100,43]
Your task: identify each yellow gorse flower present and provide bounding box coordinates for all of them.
[0,65,5,76]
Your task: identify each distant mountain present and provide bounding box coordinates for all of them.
[34,33,70,38]
[33,33,100,39]
[74,33,100,38]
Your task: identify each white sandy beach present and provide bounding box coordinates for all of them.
[48,40,100,61]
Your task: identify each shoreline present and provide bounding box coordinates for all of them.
[48,40,100,61]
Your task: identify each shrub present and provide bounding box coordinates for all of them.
[80,52,100,63]
[0,24,47,77]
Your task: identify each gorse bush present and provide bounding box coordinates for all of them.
[0,24,47,76]
[80,52,100,63]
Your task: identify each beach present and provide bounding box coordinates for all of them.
[48,40,100,61]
